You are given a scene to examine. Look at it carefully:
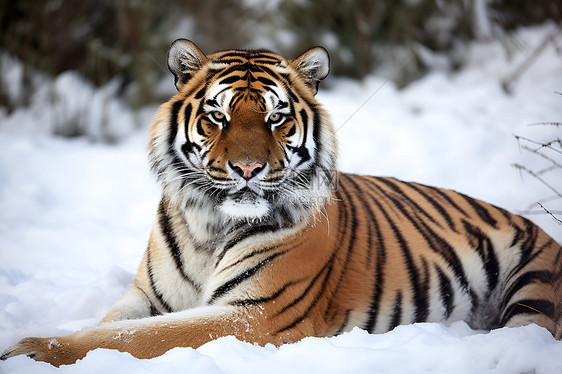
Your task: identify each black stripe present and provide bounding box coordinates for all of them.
[435,265,455,319]
[158,201,203,293]
[357,185,377,269]
[341,175,386,333]
[208,252,283,304]
[136,286,161,317]
[220,240,302,274]
[185,103,205,152]
[419,257,431,323]
[218,51,277,59]
[194,85,207,99]
[214,51,253,59]
[379,198,428,322]
[229,279,303,306]
[496,206,513,220]
[219,75,244,85]
[299,109,309,146]
[213,58,245,65]
[388,292,402,331]
[256,76,277,86]
[264,86,279,98]
[501,299,555,324]
[285,86,300,103]
[264,85,280,98]
[184,103,193,140]
[460,194,497,228]
[215,225,279,266]
[216,64,249,79]
[509,222,525,248]
[407,183,457,232]
[335,309,352,335]
[311,104,321,154]
[204,99,218,108]
[149,303,160,317]
[254,65,283,82]
[230,91,244,110]
[506,226,548,282]
[254,59,282,65]
[287,145,311,166]
[425,185,470,218]
[275,258,333,317]
[274,258,334,334]
[518,217,539,262]
[286,125,296,137]
[196,119,206,136]
[462,220,500,292]
[502,270,555,311]
[376,178,442,229]
[168,100,184,146]
[554,247,562,267]
[146,248,173,313]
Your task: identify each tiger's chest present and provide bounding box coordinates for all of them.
[148,212,292,312]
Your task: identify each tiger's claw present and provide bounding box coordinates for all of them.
[0,336,78,367]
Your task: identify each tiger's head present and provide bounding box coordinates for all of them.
[149,39,337,228]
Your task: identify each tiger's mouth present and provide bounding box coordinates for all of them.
[219,186,271,220]
[229,187,261,202]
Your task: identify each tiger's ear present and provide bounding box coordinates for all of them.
[167,39,208,91]
[291,47,330,95]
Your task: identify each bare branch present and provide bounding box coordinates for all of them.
[512,163,562,199]
[528,122,561,127]
[520,145,562,169]
[524,195,561,210]
[514,135,562,155]
[537,203,562,224]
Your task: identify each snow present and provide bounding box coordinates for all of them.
[0,65,137,142]
[1,25,561,373]
[2,324,562,373]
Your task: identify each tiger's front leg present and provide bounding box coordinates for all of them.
[1,304,285,367]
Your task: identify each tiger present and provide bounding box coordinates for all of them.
[2,39,561,367]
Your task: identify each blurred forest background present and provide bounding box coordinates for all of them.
[0,0,560,140]
[0,1,561,227]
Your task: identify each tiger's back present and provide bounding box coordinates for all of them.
[317,174,562,336]
[2,39,561,367]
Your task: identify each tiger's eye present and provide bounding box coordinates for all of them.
[210,111,225,122]
[269,113,284,125]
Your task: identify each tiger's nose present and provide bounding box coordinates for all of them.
[229,161,265,180]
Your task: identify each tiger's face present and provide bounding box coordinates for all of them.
[149,40,337,227]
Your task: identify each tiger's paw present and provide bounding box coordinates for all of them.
[1,336,82,367]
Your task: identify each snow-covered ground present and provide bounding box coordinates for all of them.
[1,25,561,373]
